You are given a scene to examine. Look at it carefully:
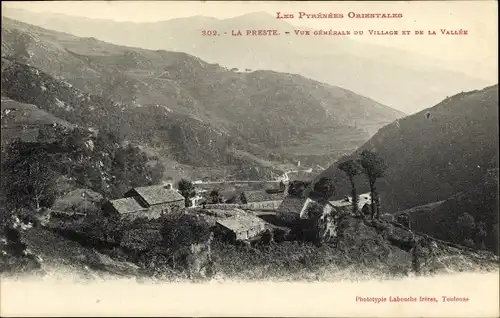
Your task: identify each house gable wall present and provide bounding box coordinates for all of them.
[102,201,118,217]
[277,210,300,223]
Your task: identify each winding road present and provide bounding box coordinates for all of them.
[193,168,314,185]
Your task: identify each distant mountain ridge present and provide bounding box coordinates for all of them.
[1,7,494,114]
[1,17,404,170]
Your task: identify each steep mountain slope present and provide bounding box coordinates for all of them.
[0,57,248,169]
[396,168,499,254]
[309,85,499,214]
[0,98,166,214]
[1,17,404,168]
[2,8,493,114]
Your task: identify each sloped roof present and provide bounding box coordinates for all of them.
[242,190,285,203]
[330,192,372,210]
[329,199,351,208]
[276,196,311,216]
[216,214,266,233]
[128,185,185,206]
[108,197,147,214]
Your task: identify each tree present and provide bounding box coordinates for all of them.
[279,181,286,192]
[337,159,361,214]
[2,142,58,210]
[288,180,310,197]
[209,189,222,204]
[396,213,410,228]
[150,162,165,184]
[313,177,335,201]
[475,221,487,247]
[9,29,31,63]
[177,179,196,207]
[457,212,476,242]
[160,214,212,271]
[305,201,324,219]
[358,150,387,219]
[463,238,475,248]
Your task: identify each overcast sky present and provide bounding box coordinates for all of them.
[3,1,498,78]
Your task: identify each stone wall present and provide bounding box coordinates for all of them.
[119,201,184,220]
[120,210,162,221]
[148,200,185,215]
[203,204,242,210]
[215,223,237,242]
[245,200,283,211]
[245,223,266,240]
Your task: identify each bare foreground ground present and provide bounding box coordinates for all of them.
[1,270,499,317]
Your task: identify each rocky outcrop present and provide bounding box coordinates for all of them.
[82,252,140,276]
[315,208,339,244]
[177,239,214,279]
[336,215,499,275]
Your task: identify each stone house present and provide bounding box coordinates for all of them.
[102,197,149,220]
[240,190,285,211]
[103,185,185,220]
[215,214,267,242]
[327,198,351,214]
[276,196,342,242]
[380,213,395,222]
[276,196,315,223]
[124,185,185,214]
[329,192,372,215]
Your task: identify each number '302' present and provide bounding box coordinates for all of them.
[201,30,218,36]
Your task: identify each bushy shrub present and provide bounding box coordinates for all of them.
[160,214,212,253]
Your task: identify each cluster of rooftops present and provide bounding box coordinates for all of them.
[101,183,373,241]
[104,185,185,215]
[276,193,372,219]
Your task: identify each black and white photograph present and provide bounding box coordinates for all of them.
[0,1,498,316]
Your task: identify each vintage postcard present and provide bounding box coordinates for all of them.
[0,0,498,317]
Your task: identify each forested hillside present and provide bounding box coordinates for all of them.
[310,85,498,212]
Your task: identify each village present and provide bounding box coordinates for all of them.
[6,156,378,248]
[4,146,496,281]
[98,170,377,245]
